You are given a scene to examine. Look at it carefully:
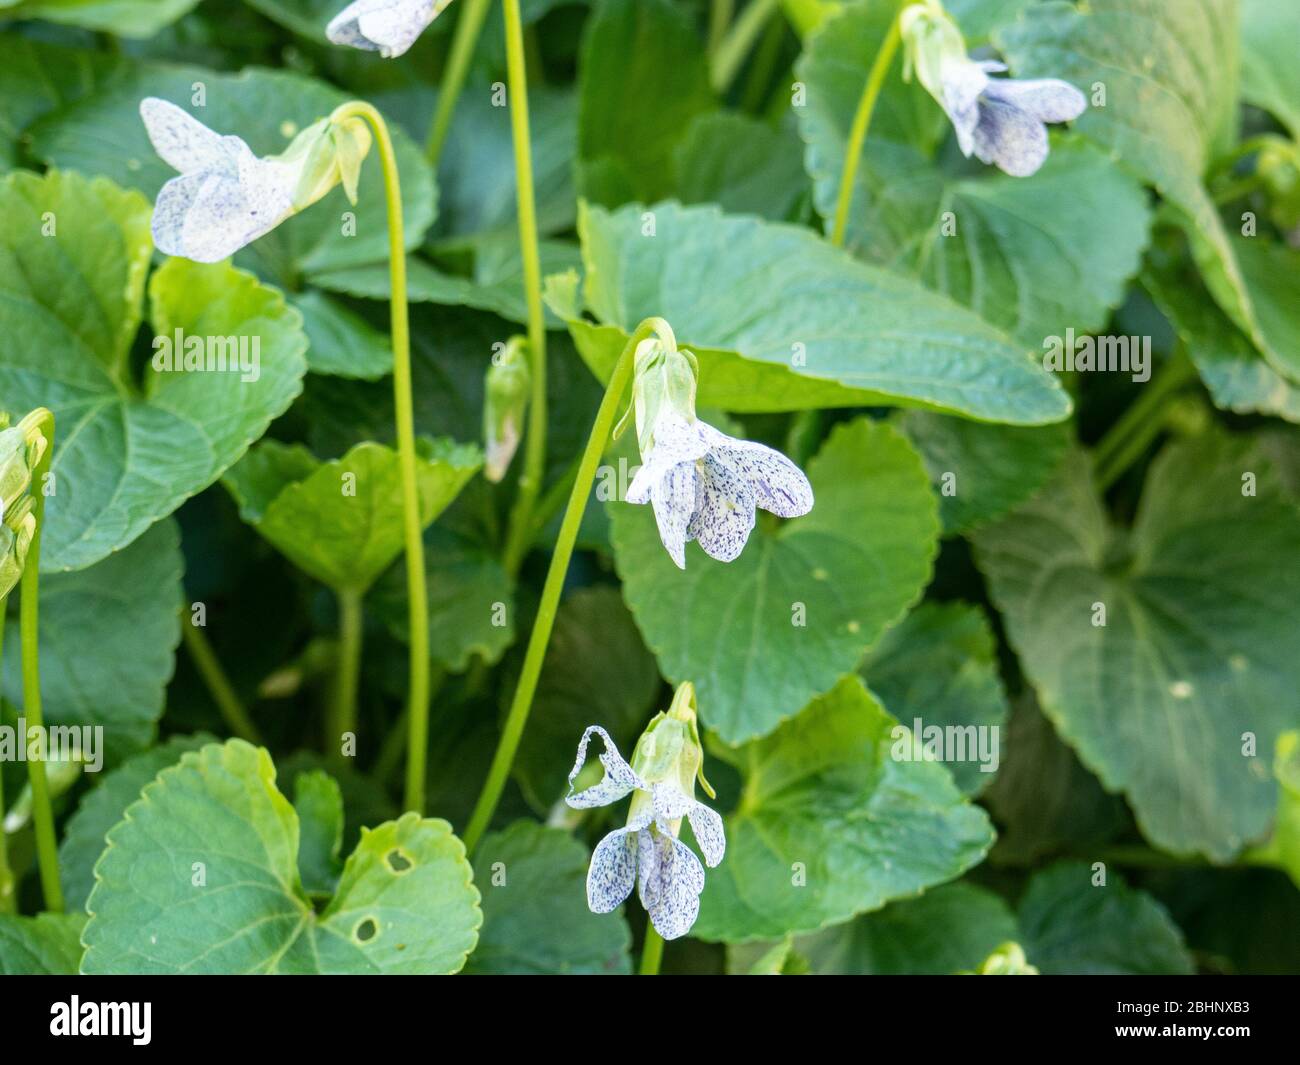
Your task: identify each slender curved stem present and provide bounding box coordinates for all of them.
[740,11,786,115]
[712,0,781,94]
[328,588,364,763]
[0,617,12,913]
[830,13,902,248]
[499,0,550,578]
[425,0,494,166]
[462,319,665,853]
[639,926,665,975]
[19,409,61,913]
[329,102,428,814]
[179,604,263,745]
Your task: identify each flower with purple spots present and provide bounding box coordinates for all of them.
[326,0,452,58]
[623,335,813,569]
[567,684,725,941]
[139,98,371,263]
[900,1,1086,177]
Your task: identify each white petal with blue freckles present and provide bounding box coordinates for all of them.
[972,95,1050,177]
[982,77,1086,124]
[639,832,706,940]
[687,453,756,563]
[711,436,813,519]
[586,823,645,913]
[686,802,726,868]
[937,56,990,156]
[326,0,446,58]
[565,725,645,808]
[626,411,709,505]
[649,463,699,570]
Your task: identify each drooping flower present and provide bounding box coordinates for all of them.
[139,98,371,263]
[326,0,452,58]
[900,1,1085,177]
[623,335,813,569]
[567,685,725,940]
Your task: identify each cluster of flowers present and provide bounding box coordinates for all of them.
[127,0,1085,940]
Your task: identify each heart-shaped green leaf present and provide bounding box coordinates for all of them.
[3,520,182,765]
[974,435,1300,860]
[693,676,995,941]
[0,169,306,572]
[861,601,1009,796]
[58,733,215,912]
[613,417,938,744]
[466,821,632,974]
[566,200,1069,423]
[83,740,482,974]
[6,0,200,36]
[223,438,481,594]
[0,913,86,975]
[1017,862,1193,975]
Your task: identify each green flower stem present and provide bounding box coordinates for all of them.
[179,604,263,745]
[424,0,494,166]
[328,588,364,763]
[499,0,550,579]
[740,11,786,114]
[639,926,665,975]
[462,318,667,853]
[329,101,429,814]
[712,0,781,94]
[1093,349,1195,491]
[0,617,12,914]
[19,409,61,913]
[709,0,735,56]
[830,11,902,248]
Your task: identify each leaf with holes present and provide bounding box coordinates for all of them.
[612,417,938,744]
[82,740,482,974]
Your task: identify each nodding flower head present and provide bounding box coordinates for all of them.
[139,98,372,263]
[900,0,1085,177]
[326,0,452,58]
[621,330,813,569]
[566,683,725,940]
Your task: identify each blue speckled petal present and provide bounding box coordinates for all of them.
[648,462,699,570]
[327,0,447,59]
[627,411,710,504]
[565,725,646,808]
[639,831,705,940]
[586,826,639,913]
[687,802,726,868]
[981,76,1086,124]
[711,436,813,519]
[937,55,990,156]
[971,95,1050,177]
[687,453,756,563]
[139,98,230,173]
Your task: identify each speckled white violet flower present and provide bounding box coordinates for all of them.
[140,98,372,263]
[900,0,1085,177]
[623,333,813,568]
[326,0,452,58]
[567,684,724,941]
